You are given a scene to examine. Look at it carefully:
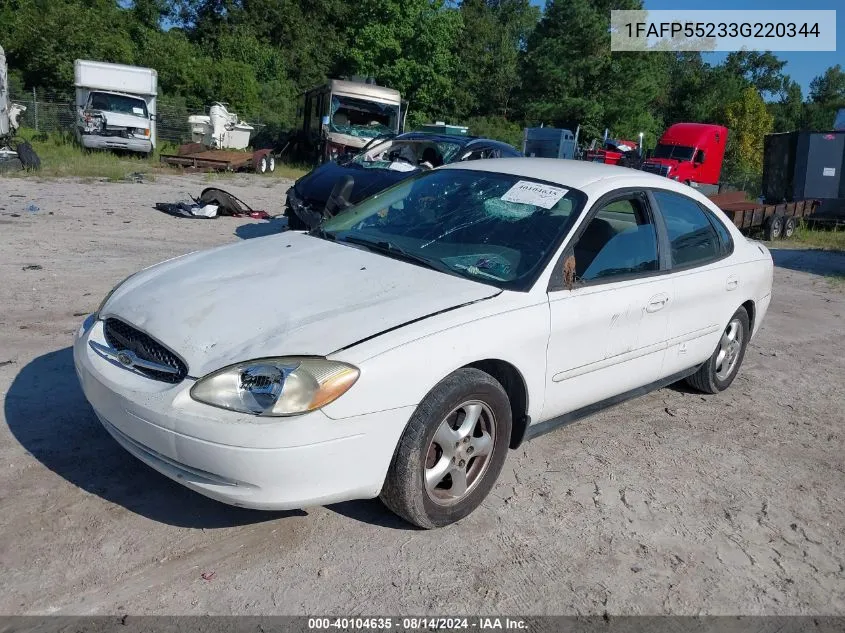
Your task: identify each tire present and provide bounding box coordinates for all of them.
[783,216,796,239]
[16,141,41,170]
[256,155,268,174]
[685,307,750,394]
[268,155,276,173]
[284,206,308,231]
[764,215,783,240]
[380,368,512,529]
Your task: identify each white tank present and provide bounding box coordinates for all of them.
[1,45,10,138]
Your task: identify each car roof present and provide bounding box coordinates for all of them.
[439,157,677,189]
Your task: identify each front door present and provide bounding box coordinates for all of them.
[542,192,673,420]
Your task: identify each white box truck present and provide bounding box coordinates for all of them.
[74,60,157,155]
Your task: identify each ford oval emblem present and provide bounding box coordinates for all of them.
[117,351,133,367]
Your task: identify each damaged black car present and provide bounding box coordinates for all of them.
[284,132,522,230]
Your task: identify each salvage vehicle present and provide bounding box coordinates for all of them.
[0,44,39,172]
[296,78,404,164]
[284,132,522,229]
[74,60,157,156]
[640,123,727,194]
[74,159,773,528]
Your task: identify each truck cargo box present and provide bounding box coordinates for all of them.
[762,130,845,203]
[74,60,157,96]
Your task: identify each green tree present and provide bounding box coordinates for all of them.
[805,65,845,130]
[0,0,135,93]
[769,79,804,132]
[724,86,773,176]
[342,0,463,126]
[452,0,539,119]
[520,0,667,143]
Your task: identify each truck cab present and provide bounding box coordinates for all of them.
[74,60,157,156]
[641,123,727,191]
[299,78,403,164]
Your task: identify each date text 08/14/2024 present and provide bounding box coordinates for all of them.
[307,617,529,630]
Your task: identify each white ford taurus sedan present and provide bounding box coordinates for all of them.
[74,159,773,528]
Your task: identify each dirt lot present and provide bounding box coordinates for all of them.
[1,174,844,616]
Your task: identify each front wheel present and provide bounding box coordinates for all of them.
[380,368,512,528]
[685,307,750,394]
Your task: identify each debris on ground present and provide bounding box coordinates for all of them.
[25,204,39,214]
[201,571,216,581]
[21,264,42,271]
[154,187,270,220]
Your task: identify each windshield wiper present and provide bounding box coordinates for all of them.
[342,236,444,272]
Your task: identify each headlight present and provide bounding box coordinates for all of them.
[190,357,359,417]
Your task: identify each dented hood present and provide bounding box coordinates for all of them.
[85,110,149,129]
[101,232,499,377]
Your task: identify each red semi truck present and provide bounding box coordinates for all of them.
[641,123,727,193]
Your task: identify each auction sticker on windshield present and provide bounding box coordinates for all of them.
[501,180,568,209]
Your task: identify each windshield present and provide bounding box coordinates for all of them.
[87,92,148,118]
[330,95,399,139]
[350,139,464,170]
[652,143,695,161]
[317,169,587,291]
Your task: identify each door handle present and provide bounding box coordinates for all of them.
[726,275,739,291]
[646,293,670,313]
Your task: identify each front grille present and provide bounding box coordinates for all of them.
[103,318,188,383]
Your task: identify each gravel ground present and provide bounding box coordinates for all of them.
[1,174,843,616]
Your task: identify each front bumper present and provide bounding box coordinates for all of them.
[79,133,152,154]
[73,317,414,510]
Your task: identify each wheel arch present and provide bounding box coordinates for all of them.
[463,359,529,450]
[741,299,756,333]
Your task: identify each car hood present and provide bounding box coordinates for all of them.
[294,160,418,208]
[89,111,149,129]
[102,232,500,377]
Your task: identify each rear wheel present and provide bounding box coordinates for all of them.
[783,216,796,238]
[685,307,750,394]
[268,155,276,173]
[380,368,512,529]
[256,155,268,174]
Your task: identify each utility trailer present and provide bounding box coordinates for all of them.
[708,191,819,240]
[160,143,276,174]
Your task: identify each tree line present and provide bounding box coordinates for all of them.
[1,0,843,178]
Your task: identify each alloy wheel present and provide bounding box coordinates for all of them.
[715,318,744,381]
[424,401,496,506]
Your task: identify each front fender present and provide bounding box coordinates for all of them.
[322,293,550,422]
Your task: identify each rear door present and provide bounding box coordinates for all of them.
[541,191,673,420]
[650,189,740,376]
